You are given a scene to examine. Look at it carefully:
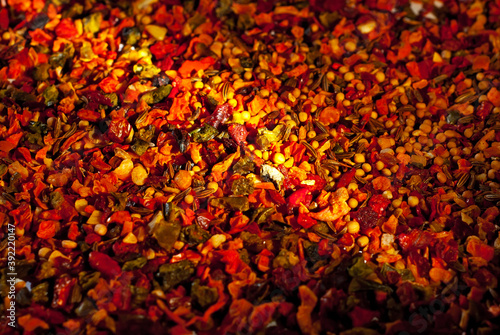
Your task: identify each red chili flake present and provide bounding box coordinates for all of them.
[106,118,132,143]
[228,123,248,144]
[205,103,233,129]
[88,251,122,279]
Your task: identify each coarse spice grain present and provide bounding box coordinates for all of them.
[1,0,500,334]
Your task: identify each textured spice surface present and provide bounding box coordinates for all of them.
[1,0,500,334]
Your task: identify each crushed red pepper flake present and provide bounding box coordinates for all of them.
[1,0,500,334]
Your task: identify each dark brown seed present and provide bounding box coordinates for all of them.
[309,73,324,91]
[221,82,230,100]
[314,120,329,134]
[196,188,216,199]
[172,187,191,203]
[301,140,318,160]
[456,173,470,188]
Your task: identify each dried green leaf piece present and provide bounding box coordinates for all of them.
[190,123,219,143]
[32,63,50,81]
[233,155,255,175]
[210,196,250,211]
[231,177,255,196]
[157,260,195,291]
[191,279,218,309]
[122,257,147,271]
[43,85,59,106]
[181,224,210,246]
[131,139,150,156]
[83,13,102,34]
[31,282,50,304]
[153,220,181,251]
[78,271,100,291]
[140,84,172,104]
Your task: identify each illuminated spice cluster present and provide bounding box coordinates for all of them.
[1,0,500,334]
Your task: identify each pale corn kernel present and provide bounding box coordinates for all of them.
[38,247,52,258]
[94,224,107,236]
[132,164,148,186]
[62,240,78,249]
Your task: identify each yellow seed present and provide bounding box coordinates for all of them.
[491,161,500,171]
[263,151,269,160]
[356,82,365,91]
[357,236,369,247]
[375,161,384,171]
[347,182,358,192]
[284,158,294,168]
[241,111,251,121]
[307,130,316,139]
[376,71,385,83]
[260,88,270,97]
[273,153,286,165]
[464,127,473,138]
[355,169,365,177]
[348,198,358,209]
[347,221,360,234]
[87,210,103,225]
[381,168,392,176]
[184,194,194,204]
[243,71,253,81]
[392,198,402,208]
[62,240,78,249]
[75,199,88,213]
[193,81,204,89]
[233,112,243,123]
[289,134,298,142]
[408,196,419,207]
[436,172,447,183]
[344,72,355,81]
[339,66,349,74]
[228,99,238,107]
[326,71,335,81]
[354,153,365,164]
[254,149,263,158]
[345,41,357,52]
[132,164,148,186]
[298,112,308,123]
[123,232,138,244]
[207,182,219,192]
[362,163,372,172]
[311,141,319,149]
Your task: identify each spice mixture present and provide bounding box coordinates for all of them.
[1,0,500,334]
